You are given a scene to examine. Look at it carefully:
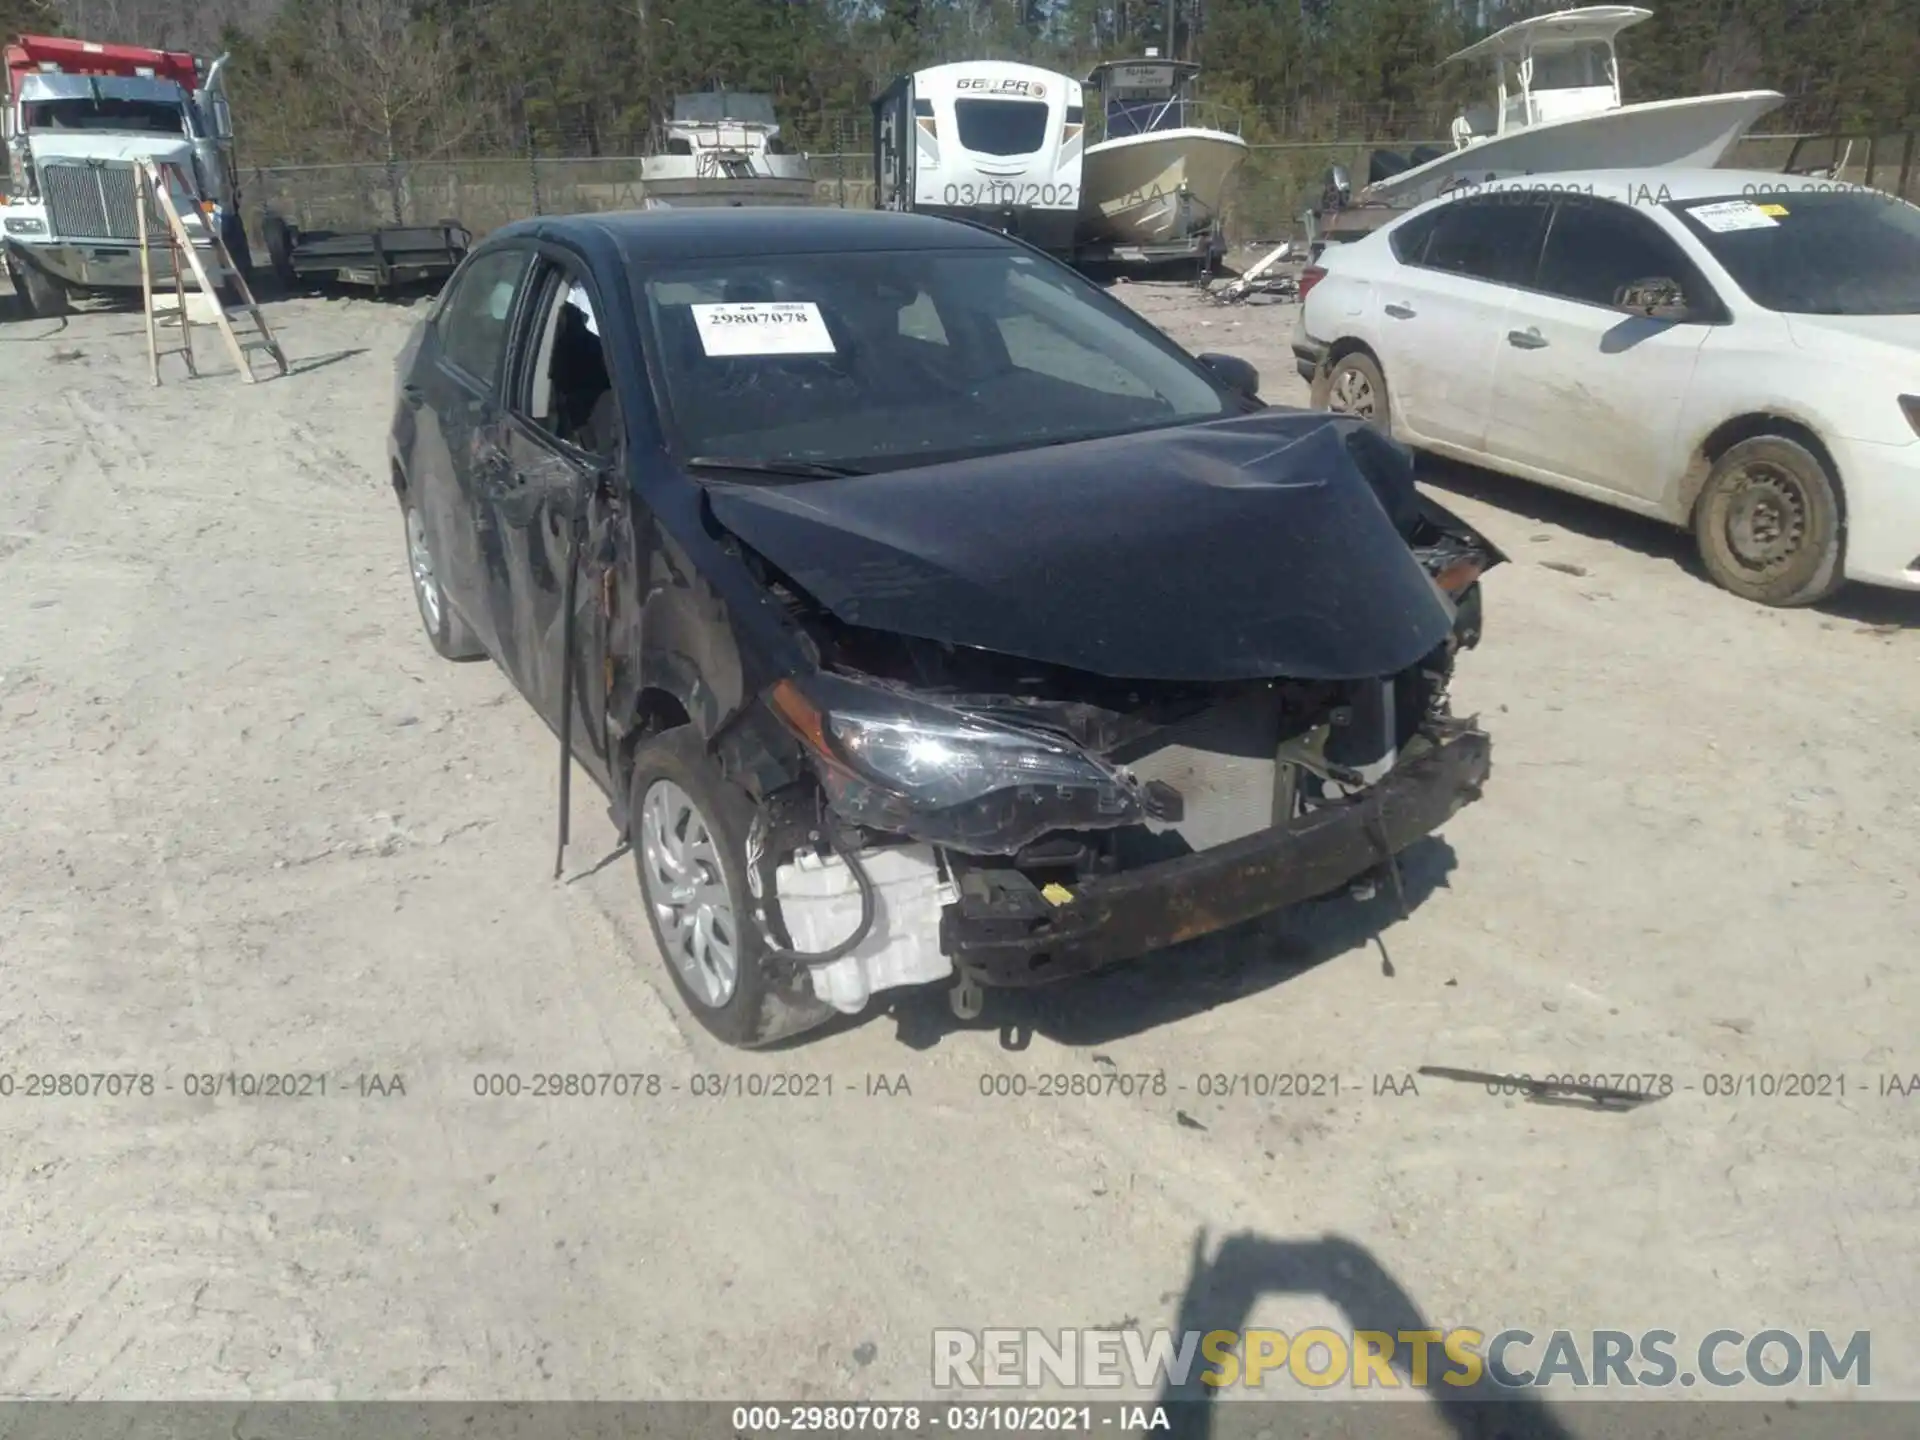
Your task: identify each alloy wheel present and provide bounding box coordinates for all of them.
[407,508,443,633]
[1328,364,1376,418]
[638,778,740,1009]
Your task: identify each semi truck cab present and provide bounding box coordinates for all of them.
[2,34,240,316]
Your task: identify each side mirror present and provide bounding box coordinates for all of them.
[1198,351,1260,398]
[1615,275,1691,321]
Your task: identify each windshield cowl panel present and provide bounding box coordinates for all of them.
[638,247,1233,474]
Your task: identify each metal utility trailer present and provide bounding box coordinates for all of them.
[1073,225,1227,272]
[259,214,471,294]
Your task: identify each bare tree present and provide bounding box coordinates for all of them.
[306,0,478,164]
[53,0,277,52]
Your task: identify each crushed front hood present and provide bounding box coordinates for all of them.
[705,409,1457,683]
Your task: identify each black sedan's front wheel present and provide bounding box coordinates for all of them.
[403,501,485,660]
[629,726,834,1048]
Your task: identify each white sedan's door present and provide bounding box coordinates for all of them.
[1483,196,1714,503]
[1377,195,1552,452]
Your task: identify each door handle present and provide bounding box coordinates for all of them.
[1384,303,1416,319]
[1507,328,1548,349]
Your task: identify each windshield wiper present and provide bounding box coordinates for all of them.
[685,455,868,480]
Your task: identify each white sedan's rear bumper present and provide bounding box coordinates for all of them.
[1835,434,1920,590]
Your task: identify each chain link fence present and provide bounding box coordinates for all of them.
[240,125,1915,255]
[240,142,1420,244]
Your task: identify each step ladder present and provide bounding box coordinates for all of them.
[133,157,287,386]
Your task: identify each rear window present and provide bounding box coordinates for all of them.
[1668,189,1920,315]
[1416,197,1551,285]
[953,99,1050,156]
[1388,209,1442,262]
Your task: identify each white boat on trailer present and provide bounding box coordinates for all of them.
[1076,54,1247,266]
[639,91,813,208]
[1360,5,1785,206]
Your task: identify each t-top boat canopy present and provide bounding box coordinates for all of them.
[1444,5,1652,141]
[1083,55,1218,139]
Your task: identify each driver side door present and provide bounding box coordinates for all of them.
[481,251,625,787]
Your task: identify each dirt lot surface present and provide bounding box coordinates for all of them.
[2,276,1916,1409]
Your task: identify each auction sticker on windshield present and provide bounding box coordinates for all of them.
[692,301,836,357]
[1686,199,1779,233]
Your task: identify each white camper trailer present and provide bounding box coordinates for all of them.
[871,61,1084,256]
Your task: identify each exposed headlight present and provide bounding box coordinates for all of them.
[3,215,46,235]
[829,710,1113,810]
[768,677,1141,853]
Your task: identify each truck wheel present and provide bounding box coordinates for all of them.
[262,213,298,291]
[12,257,70,318]
[1691,435,1845,607]
[629,726,836,1049]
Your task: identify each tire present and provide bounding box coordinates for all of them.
[13,256,70,318]
[1691,435,1844,607]
[1313,349,1390,433]
[222,213,254,282]
[262,213,298,291]
[629,726,836,1049]
[402,498,485,660]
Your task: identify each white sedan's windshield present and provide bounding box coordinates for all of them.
[1670,190,1920,315]
[640,249,1230,471]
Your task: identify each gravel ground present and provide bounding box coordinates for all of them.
[1,274,1916,1408]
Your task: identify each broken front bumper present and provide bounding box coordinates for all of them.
[939,724,1490,987]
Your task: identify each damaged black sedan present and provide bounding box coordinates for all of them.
[387,207,1499,1047]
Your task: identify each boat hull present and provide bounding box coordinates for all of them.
[635,167,816,208]
[1077,130,1248,246]
[1361,90,1786,205]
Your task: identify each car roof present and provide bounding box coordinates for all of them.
[485,206,1018,263]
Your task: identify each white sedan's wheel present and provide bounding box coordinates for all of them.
[1692,436,1844,607]
[1314,352,1391,432]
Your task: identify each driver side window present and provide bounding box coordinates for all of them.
[516,265,620,458]
[1533,198,1709,312]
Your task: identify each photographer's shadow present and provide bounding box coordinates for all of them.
[1160,1229,1578,1440]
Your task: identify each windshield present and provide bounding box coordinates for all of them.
[953,99,1050,156]
[672,92,777,127]
[1528,42,1611,90]
[1669,190,1920,315]
[640,248,1231,472]
[24,98,188,135]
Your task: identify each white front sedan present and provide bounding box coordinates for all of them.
[1294,168,1920,606]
